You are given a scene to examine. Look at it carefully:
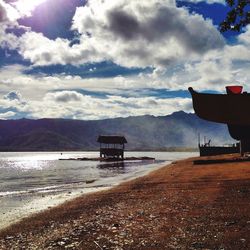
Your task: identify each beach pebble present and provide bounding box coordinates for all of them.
[5,236,14,240]
[119,232,127,237]
[224,221,237,226]
[57,241,66,246]
[65,242,78,248]
[137,210,145,216]
[191,242,205,249]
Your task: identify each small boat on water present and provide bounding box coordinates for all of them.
[197,134,239,156]
[199,142,239,156]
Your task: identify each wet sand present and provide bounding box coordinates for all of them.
[0,154,249,249]
[0,187,110,230]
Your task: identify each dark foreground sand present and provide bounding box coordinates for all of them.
[0,154,249,249]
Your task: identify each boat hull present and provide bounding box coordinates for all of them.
[189,87,250,125]
[227,124,250,140]
[199,145,239,156]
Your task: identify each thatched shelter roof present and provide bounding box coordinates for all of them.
[97,135,127,144]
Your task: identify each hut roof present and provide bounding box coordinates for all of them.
[97,135,127,144]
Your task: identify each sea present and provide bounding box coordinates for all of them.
[0,151,198,229]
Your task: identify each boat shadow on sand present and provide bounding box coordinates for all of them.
[193,155,250,165]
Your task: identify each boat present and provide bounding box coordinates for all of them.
[189,86,250,142]
[188,87,250,125]
[197,135,240,156]
[199,143,239,156]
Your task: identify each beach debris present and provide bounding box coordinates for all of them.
[191,241,205,249]
[5,236,14,240]
[94,240,103,250]
[57,241,66,246]
[86,179,96,184]
[112,223,119,228]
[224,221,237,226]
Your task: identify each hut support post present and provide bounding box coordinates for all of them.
[240,140,243,156]
[240,140,250,156]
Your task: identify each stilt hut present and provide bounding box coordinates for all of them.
[97,135,127,159]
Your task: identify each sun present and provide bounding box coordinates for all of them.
[13,0,47,16]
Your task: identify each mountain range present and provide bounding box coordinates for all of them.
[0,111,234,151]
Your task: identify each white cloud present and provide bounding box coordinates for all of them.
[182,0,225,4]
[238,26,250,45]
[0,64,168,99]
[4,90,22,101]
[28,91,192,119]
[166,25,250,91]
[3,21,250,98]
[0,0,46,23]
[0,0,8,23]
[18,32,72,66]
[0,0,19,23]
[0,85,192,120]
[0,0,31,50]
[13,0,47,18]
[70,0,224,68]
[6,0,224,68]
[0,88,27,112]
[0,65,193,119]
[0,31,20,50]
[3,2,250,119]
[16,31,107,66]
[45,91,84,103]
[0,111,16,119]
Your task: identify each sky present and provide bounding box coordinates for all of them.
[0,0,250,120]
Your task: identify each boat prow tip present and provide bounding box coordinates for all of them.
[188,87,194,93]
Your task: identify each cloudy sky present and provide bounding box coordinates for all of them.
[0,0,249,120]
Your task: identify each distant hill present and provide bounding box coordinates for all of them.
[0,111,234,151]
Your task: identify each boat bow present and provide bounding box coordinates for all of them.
[189,87,250,125]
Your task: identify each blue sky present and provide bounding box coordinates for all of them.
[0,0,249,120]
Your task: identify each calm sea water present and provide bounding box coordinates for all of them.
[0,151,198,228]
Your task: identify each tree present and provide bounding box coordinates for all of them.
[220,0,250,32]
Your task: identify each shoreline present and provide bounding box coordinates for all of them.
[0,154,249,249]
[0,158,169,231]
[0,186,111,230]
[0,148,199,152]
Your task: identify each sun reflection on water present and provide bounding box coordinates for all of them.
[8,160,49,171]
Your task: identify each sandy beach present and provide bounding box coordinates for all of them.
[0,154,249,249]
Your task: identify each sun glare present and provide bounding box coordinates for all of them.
[14,0,47,16]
